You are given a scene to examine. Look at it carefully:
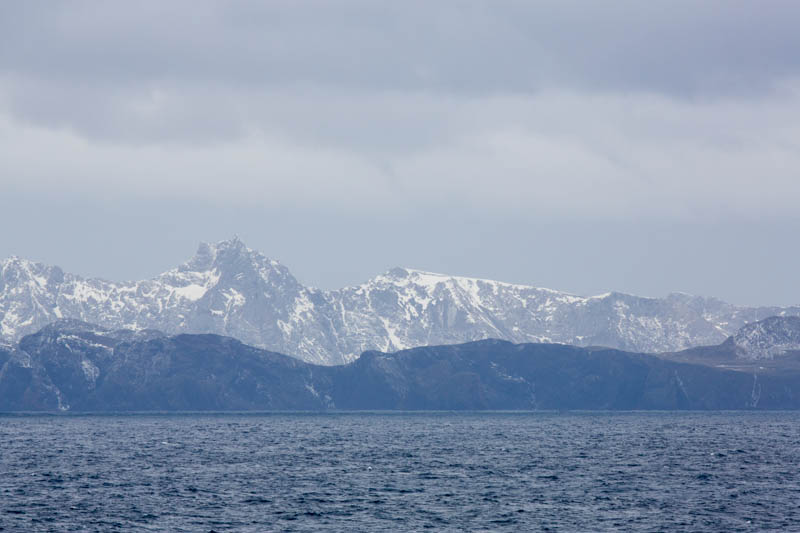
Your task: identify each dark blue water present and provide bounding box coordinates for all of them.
[1,412,800,532]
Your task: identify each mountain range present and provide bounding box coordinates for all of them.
[3,317,800,411]
[2,237,799,365]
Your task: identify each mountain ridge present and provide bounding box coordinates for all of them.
[3,319,800,412]
[2,238,799,365]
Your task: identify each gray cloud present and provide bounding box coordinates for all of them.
[0,1,799,305]
[2,1,800,94]
[3,0,800,149]
[3,88,798,218]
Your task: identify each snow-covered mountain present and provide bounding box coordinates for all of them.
[2,237,799,365]
[732,316,800,360]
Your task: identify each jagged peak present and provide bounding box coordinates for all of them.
[180,238,280,273]
[205,235,249,255]
[0,256,64,287]
[159,238,302,296]
[189,237,248,268]
[732,316,800,359]
[1,255,41,271]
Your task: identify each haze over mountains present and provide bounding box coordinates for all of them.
[2,238,799,365]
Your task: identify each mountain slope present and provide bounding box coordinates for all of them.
[3,321,800,411]
[732,316,800,359]
[2,238,799,364]
[1,320,331,411]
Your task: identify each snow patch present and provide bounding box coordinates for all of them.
[81,359,100,384]
[173,284,208,301]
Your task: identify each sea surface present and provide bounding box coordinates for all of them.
[1,412,800,532]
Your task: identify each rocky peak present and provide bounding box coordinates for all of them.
[385,267,411,279]
[2,241,800,365]
[1,256,39,282]
[183,237,250,272]
[1,257,65,289]
[732,316,800,360]
[181,238,295,287]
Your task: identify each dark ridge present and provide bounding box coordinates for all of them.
[3,321,800,412]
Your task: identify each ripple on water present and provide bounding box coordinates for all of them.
[0,412,799,531]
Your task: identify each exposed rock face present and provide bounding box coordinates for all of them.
[732,316,800,360]
[2,238,799,364]
[3,321,800,412]
[0,320,329,411]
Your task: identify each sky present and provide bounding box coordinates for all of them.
[1,1,799,306]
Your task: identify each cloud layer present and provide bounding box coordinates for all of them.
[1,1,799,304]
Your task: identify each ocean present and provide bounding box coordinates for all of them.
[1,412,799,531]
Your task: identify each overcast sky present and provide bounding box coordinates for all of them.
[1,1,799,305]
